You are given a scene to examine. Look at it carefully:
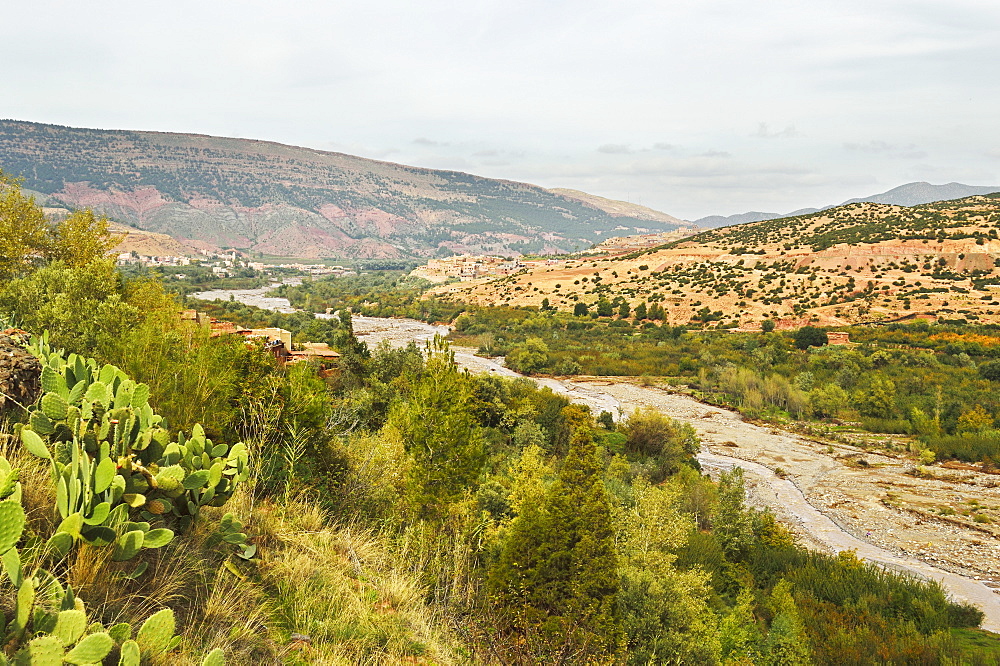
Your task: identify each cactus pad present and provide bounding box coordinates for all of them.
[136,608,176,655]
[0,499,26,554]
[64,631,114,664]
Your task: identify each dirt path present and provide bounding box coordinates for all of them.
[351,317,1000,632]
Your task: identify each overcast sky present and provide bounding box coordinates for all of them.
[5,0,1000,219]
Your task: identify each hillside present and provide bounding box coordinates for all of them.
[432,193,1000,327]
[546,188,688,225]
[0,120,685,259]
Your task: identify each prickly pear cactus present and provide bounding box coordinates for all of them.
[0,397,226,665]
[14,339,250,564]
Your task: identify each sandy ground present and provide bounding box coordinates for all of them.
[352,316,1000,632]
[190,283,300,314]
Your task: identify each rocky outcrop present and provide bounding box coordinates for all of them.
[0,334,41,414]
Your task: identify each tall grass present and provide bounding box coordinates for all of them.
[922,430,1000,462]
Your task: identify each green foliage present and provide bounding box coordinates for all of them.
[793,325,828,350]
[0,260,165,356]
[764,579,812,665]
[0,169,50,280]
[488,426,620,659]
[979,359,1000,381]
[616,479,719,664]
[504,337,550,375]
[46,209,120,269]
[388,340,485,516]
[271,271,463,323]
[621,407,699,482]
[714,468,756,559]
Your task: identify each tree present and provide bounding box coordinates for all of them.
[621,407,698,482]
[333,309,370,386]
[573,301,589,317]
[0,169,49,279]
[505,337,550,375]
[618,301,631,319]
[761,319,776,333]
[792,326,828,350]
[979,360,1000,381]
[0,259,150,354]
[634,301,648,320]
[46,209,120,267]
[856,374,897,419]
[957,404,993,433]
[763,580,812,665]
[719,589,763,664]
[714,467,755,559]
[618,479,720,663]
[809,383,849,419]
[596,298,614,317]
[388,343,484,516]
[488,426,620,658]
[540,297,550,311]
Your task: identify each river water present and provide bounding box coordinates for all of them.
[181,288,1000,631]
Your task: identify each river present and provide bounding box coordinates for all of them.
[189,282,299,313]
[352,315,1000,633]
[184,288,1000,631]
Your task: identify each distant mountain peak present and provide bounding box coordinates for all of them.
[841,181,1000,207]
[694,181,1000,229]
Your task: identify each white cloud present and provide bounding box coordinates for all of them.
[2,0,999,217]
[597,144,635,154]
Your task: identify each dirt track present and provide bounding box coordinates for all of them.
[351,316,1000,632]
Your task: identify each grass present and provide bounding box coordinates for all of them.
[951,628,1000,661]
[0,424,464,665]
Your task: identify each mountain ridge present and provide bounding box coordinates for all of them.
[0,119,686,259]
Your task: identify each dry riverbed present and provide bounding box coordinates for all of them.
[351,316,1000,631]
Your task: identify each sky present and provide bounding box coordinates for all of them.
[5,0,1000,220]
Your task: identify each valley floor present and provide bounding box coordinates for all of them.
[352,316,1000,633]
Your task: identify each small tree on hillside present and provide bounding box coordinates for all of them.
[488,426,620,659]
[0,169,49,279]
[574,301,589,317]
[792,326,828,350]
[979,360,1000,381]
[388,341,484,517]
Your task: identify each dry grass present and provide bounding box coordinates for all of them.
[1,421,465,664]
[256,495,463,664]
